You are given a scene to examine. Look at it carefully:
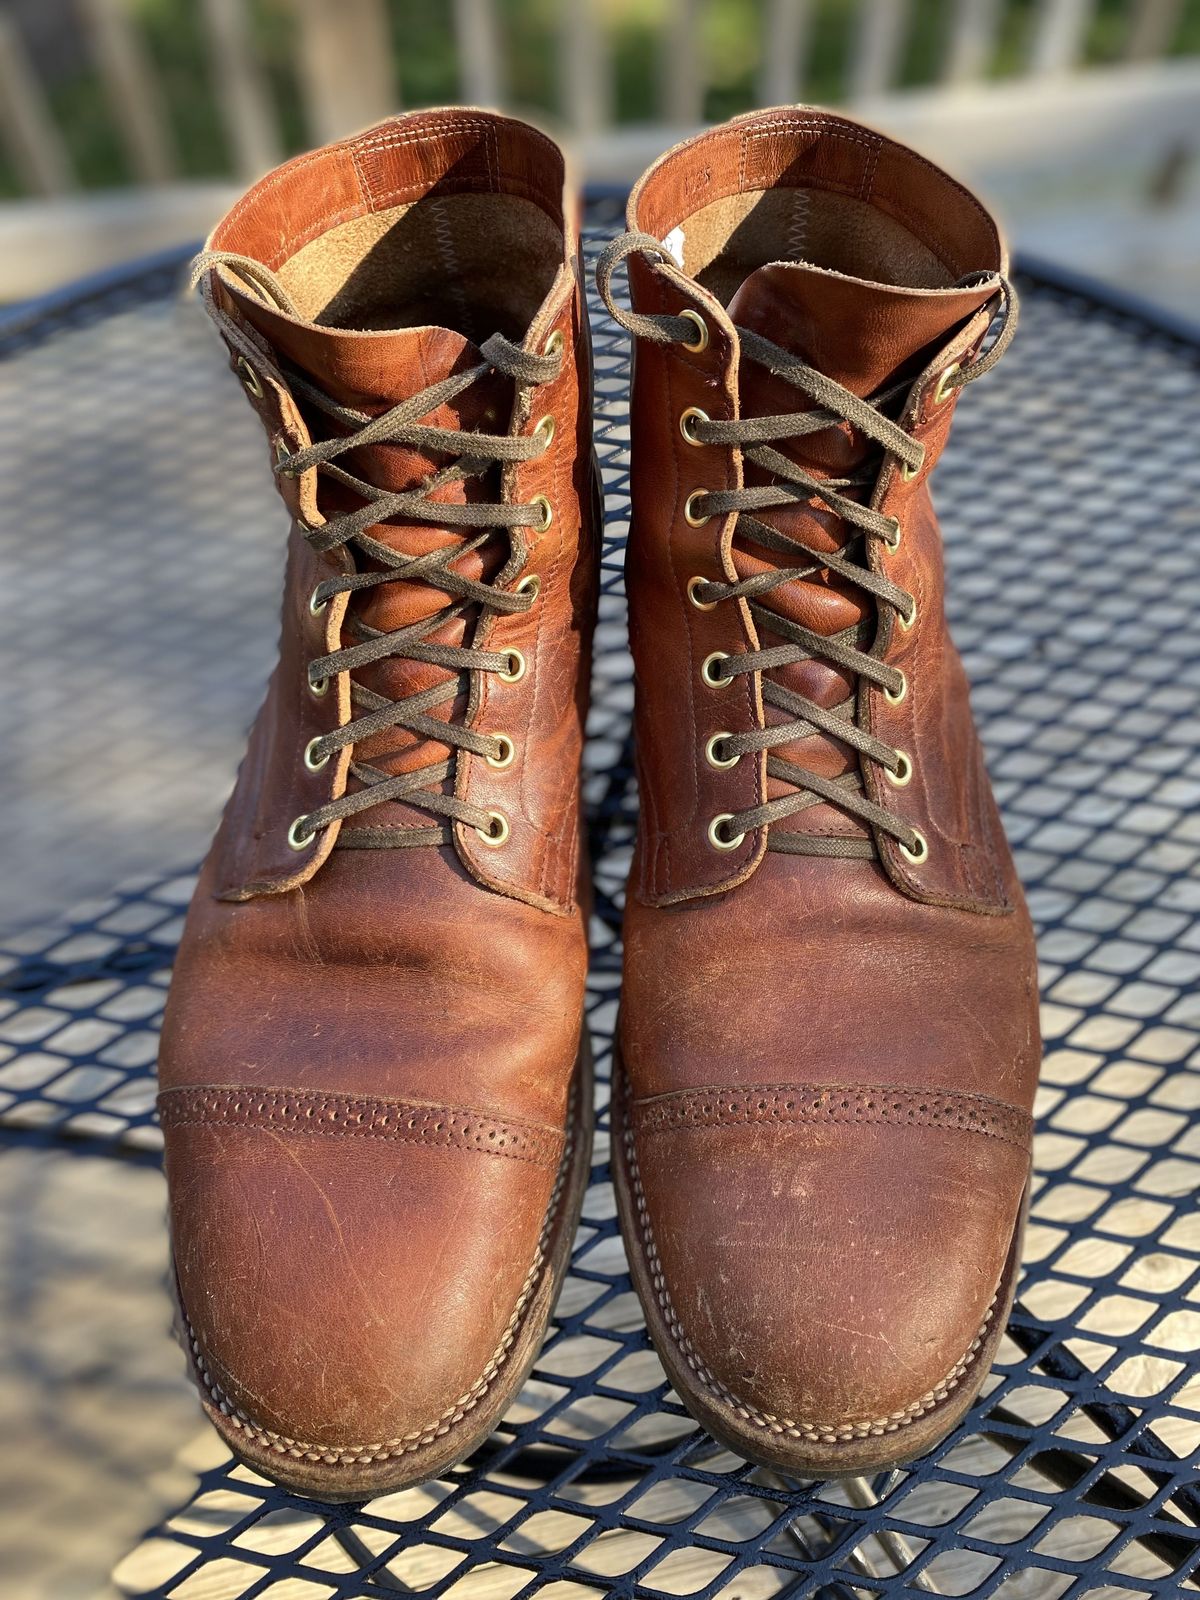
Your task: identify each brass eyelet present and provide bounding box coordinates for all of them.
[687,575,718,611]
[883,517,901,552]
[679,309,709,352]
[515,573,540,600]
[708,813,745,851]
[900,446,925,483]
[307,672,330,699]
[884,750,913,788]
[705,732,740,770]
[530,494,553,532]
[308,585,328,617]
[543,329,564,359]
[679,406,710,445]
[898,599,917,632]
[884,672,908,706]
[701,651,732,689]
[684,490,711,527]
[274,438,291,469]
[303,736,330,773]
[477,810,510,847]
[533,414,555,451]
[286,816,316,851]
[932,362,961,408]
[498,649,526,684]
[899,828,929,865]
[236,356,263,399]
[486,733,516,770]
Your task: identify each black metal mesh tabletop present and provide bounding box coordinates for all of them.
[2,198,1200,1599]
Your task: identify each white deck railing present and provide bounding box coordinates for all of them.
[0,0,1196,299]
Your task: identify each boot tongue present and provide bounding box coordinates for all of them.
[726,262,991,397]
[228,287,505,491]
[722,263,991,846]
[227,283,515,812]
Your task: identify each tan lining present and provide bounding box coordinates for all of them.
[677,188,957,306]
[278,192,563,339]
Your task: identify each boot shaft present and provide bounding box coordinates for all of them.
[602,106,1018,912]
[193,110,598,912]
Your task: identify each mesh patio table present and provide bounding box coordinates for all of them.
[1,194,1199,1599]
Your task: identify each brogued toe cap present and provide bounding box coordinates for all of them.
[161,1085,571,1487]
[621,1081,1031,1454]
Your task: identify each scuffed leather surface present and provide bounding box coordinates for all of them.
[163,1094,561,1453]
[618,108,1040,1454]
[622,852,1038,1106]
[623,110,1012,907]
[625,251,766,901]
[161,111,595,1474]
[211,526,352,898]
[625,1100,1027,1430]
[620,846,1038,1439]
[201,110,597,913]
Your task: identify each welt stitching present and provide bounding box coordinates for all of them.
[183,1085,577,1466]
[622,1101,998,1443]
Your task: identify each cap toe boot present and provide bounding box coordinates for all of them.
[602,107,1040,1475]
[160,110,598,1499]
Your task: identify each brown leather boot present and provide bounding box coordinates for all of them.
[599,108,1040,1476]
[159,110,597,1500]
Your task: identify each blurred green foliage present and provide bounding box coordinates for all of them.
[1,0,1197,199]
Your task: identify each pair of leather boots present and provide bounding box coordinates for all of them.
[161,104,1040,1501]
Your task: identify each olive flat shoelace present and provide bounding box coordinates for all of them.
[597,231,1017,859]
[193,250,564,850]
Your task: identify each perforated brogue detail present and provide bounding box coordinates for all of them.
[158,1085,565,1167]
[629,1081,1031,1152]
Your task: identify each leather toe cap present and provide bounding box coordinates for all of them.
[624,1082,1031,1441]
[161,1086,568,1470]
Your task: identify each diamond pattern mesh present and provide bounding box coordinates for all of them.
[1,198,1199,1598]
